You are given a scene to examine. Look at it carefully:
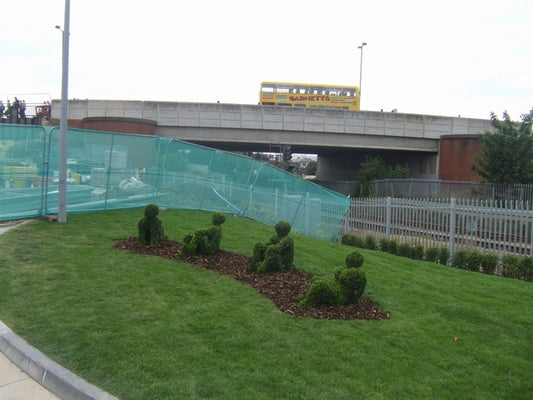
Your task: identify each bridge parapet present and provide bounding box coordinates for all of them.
[53,100,491,139]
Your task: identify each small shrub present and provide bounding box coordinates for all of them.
[340,234,352,246]
[379,238,391,253]
[386,239,398,255]
[453,250,469,270]
[502,254,521,278]
[364,235,377,250]
[345,251,364,268]
[438,247,450,265]
[411,245,425,260]
[336,268,367,304]
[481,253,499,275]
[300,278,342,307]
[518,257,533,281]
[467,251,483,272]
[398,243,412,258]
[425,247,439,263]
[137,203,164,247]
[341,234,364,248]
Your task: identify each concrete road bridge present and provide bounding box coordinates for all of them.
[52,100,491,194]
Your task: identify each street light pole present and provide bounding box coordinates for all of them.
[358,42,367,104]
[58,0,70,223]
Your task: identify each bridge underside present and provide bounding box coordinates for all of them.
[157,126,438,195]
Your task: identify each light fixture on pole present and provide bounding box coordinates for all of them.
[57,0,70,223]
[357,42,367,103]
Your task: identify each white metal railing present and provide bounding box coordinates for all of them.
[370,179,533,202]
[343,197,533,259]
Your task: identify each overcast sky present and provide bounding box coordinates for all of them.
[1,0,531,120]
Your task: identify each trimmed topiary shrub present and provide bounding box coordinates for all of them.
[249,242,267,272]
[274,220,291,238]
[212,212,226,226]
[248,221,294,273]
[278,236,294,270]
[258,245,282,273]
[181,212,225,255]
[138,204,164,247]
[302,250,367,307]
[336,267,367,304]
[299,278,343,307]
[345,251,364,268]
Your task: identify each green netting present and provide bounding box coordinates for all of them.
[0,124,350,241]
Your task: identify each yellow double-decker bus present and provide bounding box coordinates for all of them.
[259,81,360,111]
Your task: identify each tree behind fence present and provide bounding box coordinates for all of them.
[343,197,533,259]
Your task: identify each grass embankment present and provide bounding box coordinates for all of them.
[0,209,531,399]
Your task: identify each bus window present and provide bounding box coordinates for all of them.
[261,83,275,93]
[294,86,307,94]
[311,87,325,95]
[277,85,291,93]
[343,89,356,97]
[327,88,341,96]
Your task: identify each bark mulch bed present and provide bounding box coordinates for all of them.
[114,237,390,321]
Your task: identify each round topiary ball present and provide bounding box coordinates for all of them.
[212,212,226,226]
[144,203,159,219]
[274,221,291,238]
[345,251,364,268]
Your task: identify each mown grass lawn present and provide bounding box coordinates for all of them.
[0,209,532,400]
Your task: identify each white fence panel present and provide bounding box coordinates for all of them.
[343,197,533,259]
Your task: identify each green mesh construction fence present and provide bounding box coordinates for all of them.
[0,124,350,241]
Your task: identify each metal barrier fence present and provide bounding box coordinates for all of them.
[370,178,533,201]
[0,124,350,241]
[342,197,533,259]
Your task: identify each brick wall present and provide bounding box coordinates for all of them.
[81,117,156,135]
[439,135,482,181]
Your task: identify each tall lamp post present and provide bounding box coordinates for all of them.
[57,0,70,223]
[358,42,367,104]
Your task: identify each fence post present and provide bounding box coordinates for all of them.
[386,196,392,239]
[274,188,279,218]
[449,197,457,264]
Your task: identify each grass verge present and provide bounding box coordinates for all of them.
[0,208,532,399]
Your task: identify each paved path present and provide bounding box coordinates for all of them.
[0,352,59,399]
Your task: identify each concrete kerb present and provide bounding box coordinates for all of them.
[0,321,118,400]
